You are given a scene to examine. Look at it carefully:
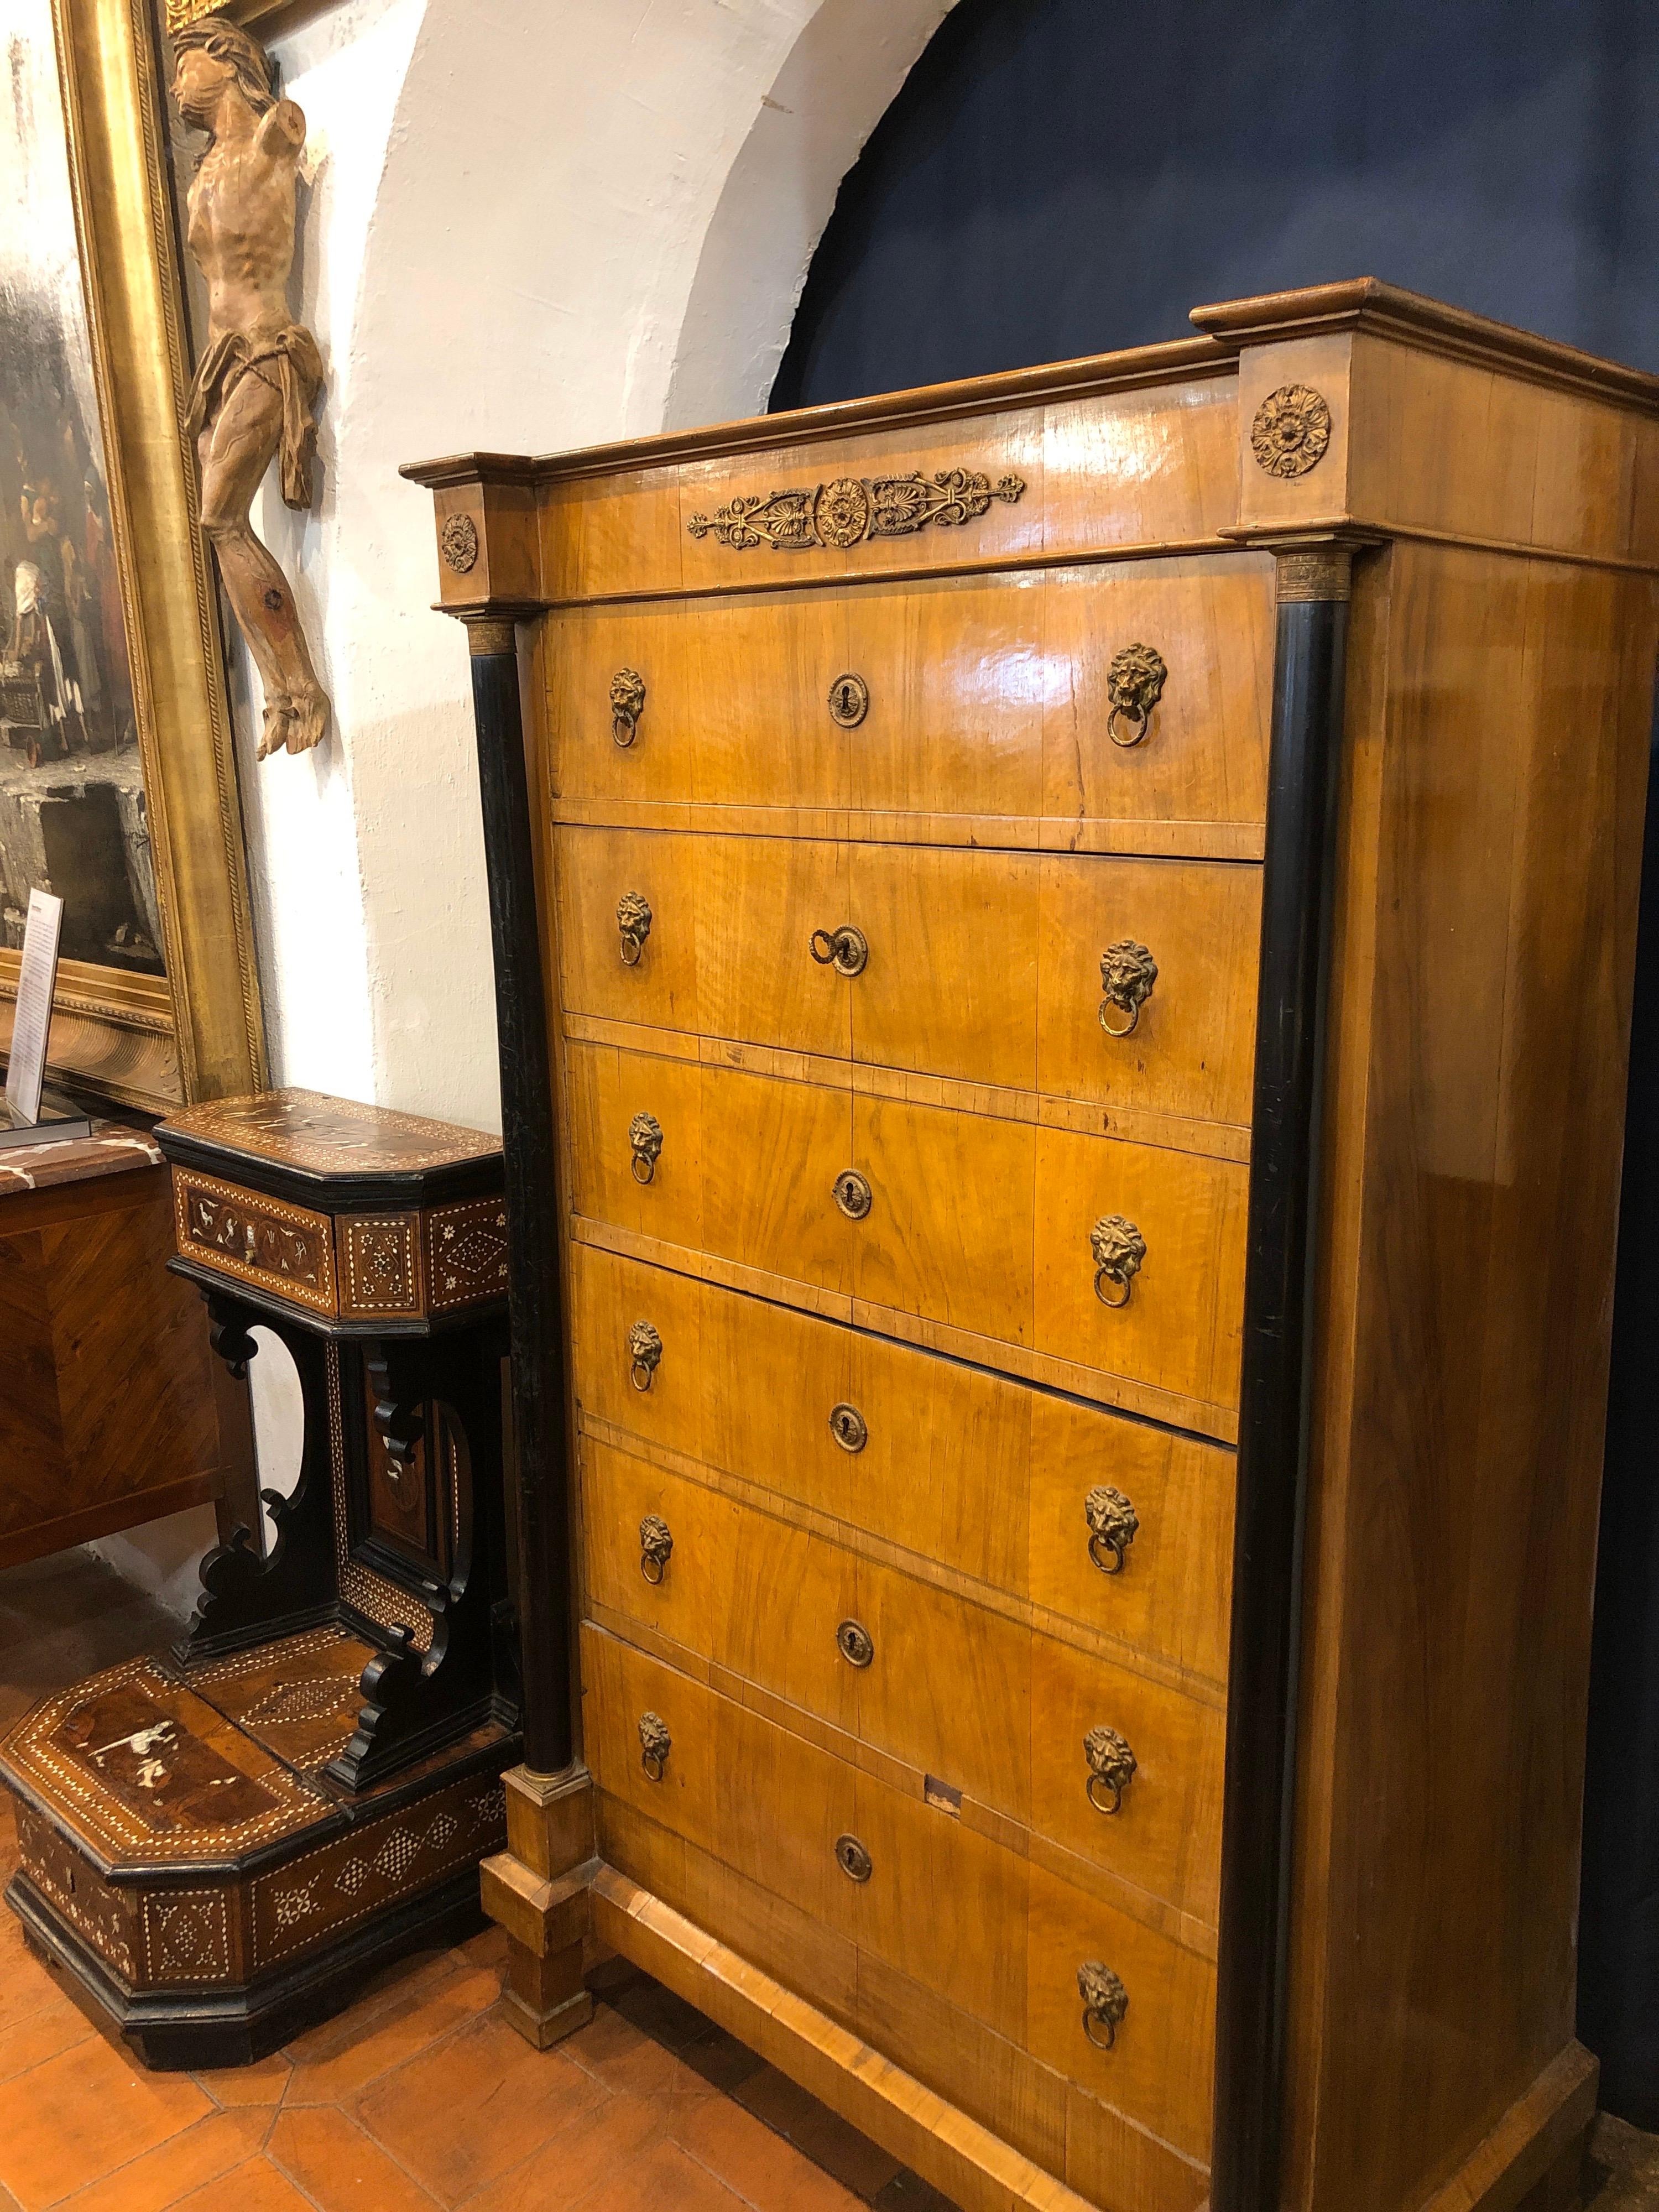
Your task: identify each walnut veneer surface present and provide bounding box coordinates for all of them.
[408,280,1659,2212]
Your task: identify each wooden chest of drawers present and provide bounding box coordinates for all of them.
[408,281,1659,2212]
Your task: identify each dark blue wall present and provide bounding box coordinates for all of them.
[773,0,1659,2126]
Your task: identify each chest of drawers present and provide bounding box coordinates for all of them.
[408,281,1659,2212]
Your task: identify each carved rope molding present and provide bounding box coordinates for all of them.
[687,468,1027,552]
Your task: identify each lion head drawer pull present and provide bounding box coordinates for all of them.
[628,1321,663,1391]
[617,892,653,966]
[1083,1724,1139,1815]
[829,1402,868,1454]
[639,1514,674,1585]
[629,1112,664,1185]
[1099,940,1157,1037]
[828,672,870,729]
[836,1833,873,1883]
[1084,1483,1140,1575]
[611,668,646,747]
[1105,643,1168,748]
[638,1710,671,1781]
[810,924,869,978]
[1078,1961,1129,2051]
[833,1169,873,1220]
[1090,1214,1146,1307]
[837,1618,875,1668]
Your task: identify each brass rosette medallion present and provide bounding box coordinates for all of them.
[1083,1723,1138,1815]
[1250,383,1333,478]
[1090,1214,1147,1308]
[1078,1960,1129,2051]
[439,513,479,573]
[1084,1483,1140,1574]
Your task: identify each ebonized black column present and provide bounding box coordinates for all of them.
[465,616,573,1777]
[1211,545,1353,2212]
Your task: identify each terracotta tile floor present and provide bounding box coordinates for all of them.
[4,1550,1659,2211]
[0,1552,953,2212]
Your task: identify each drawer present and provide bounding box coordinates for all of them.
[1027,1859,1215,2164]
[570,1245,1235,1685]
[558,828,1259,1125]
[547,555,1272,844]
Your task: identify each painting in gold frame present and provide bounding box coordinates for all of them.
[0,0,263,1108]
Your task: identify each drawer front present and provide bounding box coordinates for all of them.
[547,555,1271,843]
[173,1169,336,1316]
[559,829,1258,1125]
[583,1625,1214,2156]
[582,1436,1220,1922]
[570,1248,1236,1686]
[1027,1859,1215,2164]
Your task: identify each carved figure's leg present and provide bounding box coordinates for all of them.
[198,373,330,759]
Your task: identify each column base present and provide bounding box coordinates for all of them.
[479,1762,597,2049]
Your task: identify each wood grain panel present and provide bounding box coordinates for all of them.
[696,833,851,1058]
[698,1062,854,1293]
[1285,543,1659,2212]
[1029,1631,1223,1926]
[1037,853,1260,1128]
[556,826,700,1034]
[565,1040,703,1250]
[580,1439,724,1664]
[568,1239,705,1454]
[1027,1394,1234,1688]
[1032,1124,1247,1413]
[546,597,695,806]
[1041,377,1240,554]
[1042,553,1274,844]
[1026,1859,1215,2166]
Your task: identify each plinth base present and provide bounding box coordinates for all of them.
[0,1626,515,2069]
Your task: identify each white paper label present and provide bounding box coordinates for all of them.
[6,888,64,1125]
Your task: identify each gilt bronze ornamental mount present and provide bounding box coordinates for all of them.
[688,468,1026,552]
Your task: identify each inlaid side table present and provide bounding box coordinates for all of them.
[0,1089,521,2067]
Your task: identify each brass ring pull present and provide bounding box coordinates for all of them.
[1083,1724,1138,1815]
[827,672,869,729]
[629,1112,664,1185]
[1078,1961,1128,2051]
[833,1170,872,1220]
[1091,1214,1146,1307]
[836,1833,873,1882]
[617,891,652,966]
[1084,1484,1140,1575]
[829,1403,868,1454]
[809,925,869,978]
[1105,643,1168,748]
[612,668,646,747]
[639,1710,671,1782]
[639,1514,674,1585]
[837,1618,874,1668]
[628,1320,663,1391]
[1099,940,1157,1037]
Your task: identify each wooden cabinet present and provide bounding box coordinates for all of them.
[413,280,1659,2212]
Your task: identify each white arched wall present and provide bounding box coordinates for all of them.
[235,0,962,1133]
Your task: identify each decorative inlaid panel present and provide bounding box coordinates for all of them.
[14,1801,142,1983]
[0,1657,325,1867]
[251,1771,506,1968]
[327,1347,435,1653]
[143,1888,232,1984]
[159,1088,502,1177]
[341,1213,424,1318]
[187,1627,374,1773]
[173,1170,337,1316]
[425,1197,510,1311]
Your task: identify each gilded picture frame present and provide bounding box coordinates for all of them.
[0,0,264,1109]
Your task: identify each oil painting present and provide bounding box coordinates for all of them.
[0,0,163,977]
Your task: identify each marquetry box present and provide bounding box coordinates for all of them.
[0,1091,521,2065]
[407,283,1659,2212]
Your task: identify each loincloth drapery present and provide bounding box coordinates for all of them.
[185,323,325,509]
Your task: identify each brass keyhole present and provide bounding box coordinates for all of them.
[829,1403,868,1453]
[827,672,869,729]
[809,925,869,978]
[833,1170,872,1220]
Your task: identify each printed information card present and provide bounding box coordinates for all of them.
[6,888,65,1126]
